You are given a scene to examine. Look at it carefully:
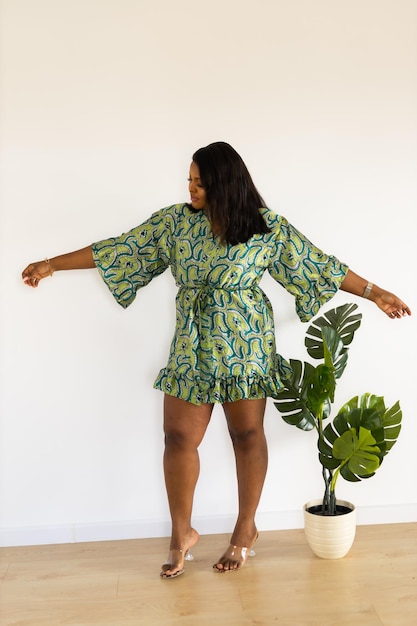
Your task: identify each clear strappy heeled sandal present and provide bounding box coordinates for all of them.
[213,532,258,572]
[160,548,194,578]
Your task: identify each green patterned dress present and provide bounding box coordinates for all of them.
[92,203,348,405]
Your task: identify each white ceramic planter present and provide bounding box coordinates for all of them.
[303,499,356,559]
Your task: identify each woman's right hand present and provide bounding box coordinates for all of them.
[22,246,95,287]
[22,259,54,288]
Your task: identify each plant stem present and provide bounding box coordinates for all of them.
[322,466,334,514]
[330,468,341,494]
[318,406,336,514]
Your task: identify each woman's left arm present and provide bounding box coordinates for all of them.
[340,269,411,319]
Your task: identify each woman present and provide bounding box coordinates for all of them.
[22,141,411,578]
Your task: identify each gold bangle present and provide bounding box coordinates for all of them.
[44,258,53,277]
[363,281,373,298]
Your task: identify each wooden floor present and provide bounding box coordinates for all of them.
[0,523,416,626]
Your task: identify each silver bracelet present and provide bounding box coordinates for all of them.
[363,281,373,298]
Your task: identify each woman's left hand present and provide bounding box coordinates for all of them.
[340,270,411,319]
[373,290,411,319]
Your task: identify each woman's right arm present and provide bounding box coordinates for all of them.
[22,245,95,288]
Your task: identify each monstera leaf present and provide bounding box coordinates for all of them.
[305,303,362,378]
[273,360,318,431]
[333,394,402,457]
[319,394,402,483]
[330,426,381,482]
[274,324,343,431]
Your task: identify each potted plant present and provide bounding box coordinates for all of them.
[273,302,402,558]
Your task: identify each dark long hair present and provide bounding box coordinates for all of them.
[191,141,271,245]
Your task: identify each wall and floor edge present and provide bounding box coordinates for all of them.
[1,504,416,548]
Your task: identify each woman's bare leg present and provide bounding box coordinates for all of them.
[214,397,268,572]
[161,394,213,577]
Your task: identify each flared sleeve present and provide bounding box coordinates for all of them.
[92,206,174,308]
[267,214,349,322]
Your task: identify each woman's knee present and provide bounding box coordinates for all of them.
[228,423,264,447]
[163,394,212,450]
[164,427,199,451]
[223,398,266,444]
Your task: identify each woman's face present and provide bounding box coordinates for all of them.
[188,161,207,210]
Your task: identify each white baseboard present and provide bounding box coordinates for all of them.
[1,504,416,548]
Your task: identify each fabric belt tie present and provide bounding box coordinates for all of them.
[178,284,253,359]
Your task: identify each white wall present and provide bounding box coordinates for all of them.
[1,0,416,546]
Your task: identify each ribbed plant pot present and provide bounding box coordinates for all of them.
[303,499,356,559]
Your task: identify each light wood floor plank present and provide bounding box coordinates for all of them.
[0,523,416,626]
